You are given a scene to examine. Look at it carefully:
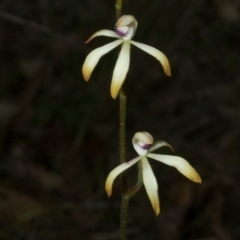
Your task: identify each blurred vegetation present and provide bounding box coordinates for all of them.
[0,0,239,239]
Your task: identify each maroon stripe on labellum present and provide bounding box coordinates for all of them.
[115,27,126,37]
[141,144,150,150]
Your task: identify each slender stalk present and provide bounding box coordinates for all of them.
[116,3,129,240]
[119,89,127,192]
[120,194,130,240]
[119,89,126,165]
[119,88,144,240]
[119,88,128,240]
[115,0,123,19]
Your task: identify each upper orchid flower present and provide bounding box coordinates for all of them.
[105,132,201,216]
[82,15,171,99]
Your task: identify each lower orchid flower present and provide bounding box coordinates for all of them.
[105,132,201,216]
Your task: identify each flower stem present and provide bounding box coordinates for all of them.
[119,89,127,192]
[120,194,130,240]
[119,88,128,240]
[115,0,123,19]
[119,89,126,165]
[119,89,144,239]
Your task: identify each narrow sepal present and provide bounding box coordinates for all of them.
[105,156,141,197]
[149,140,174,153]
[130,40,171,76]
[111,41,131,99]
[141,157,160,216]
[147,153,202,183]
[85,30,121,43]
[82,39,123,81]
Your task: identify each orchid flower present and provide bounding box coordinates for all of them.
[105,132,201,216]
[82,15,171,99]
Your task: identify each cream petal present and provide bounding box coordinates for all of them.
[111,41,131,99]
[130,40,171,76]
[105,156,141,197]
[85,30,121,43]
[147,153,202,183]
[149,140,174,153]
[141,157,160,216]
[82,39,123,81]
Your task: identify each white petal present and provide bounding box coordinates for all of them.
[149,140,174,153]
[85,30,121,43]
[82,39,123,81]
[111,41,131,99]
[130,40,171,76]
[105,156,140,197]
[141,157,160,216]
[147,153,202,183]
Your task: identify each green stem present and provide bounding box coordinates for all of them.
[119,163,144,240]
[119,88,144,239]
[115,0,123,19]
[120,194,130,240]
[119,88,128,240]
[119,89,126,165]
[119,89,127,192]
[116,0,138,230]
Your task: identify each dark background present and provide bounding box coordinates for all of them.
[0,0,239,239]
